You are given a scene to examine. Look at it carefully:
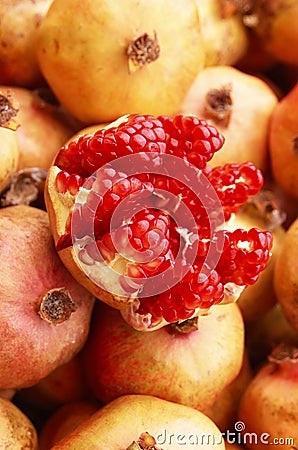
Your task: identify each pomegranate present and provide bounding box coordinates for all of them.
[245,0,298,66]
[225,189,286,322]
[37,0,205,124]
[39,400,99,450]
[45,113,273,331]
[0,397,38,449]
[49,394,225,450]
[273,217,298,333]
[195,0,249,66]
[15,352,94,412]
[0,205,95,390]
[0,0,52,88]
[203,350,253,432]
[238,343,298,449]
[269,81,298,200]
[82,301,244,411]
[180,66,278,172]
[0,86,76,170]
[246,303,298,368]
[0,91,20,192]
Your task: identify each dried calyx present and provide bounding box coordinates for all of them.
[268,343,298,364]
[38,288,77,325]
[0,92,19,130]
[204,85,233,127]
[126,432,163,450]
[0,168,47,209]
[242,188,287,231]
[127,32,160,73]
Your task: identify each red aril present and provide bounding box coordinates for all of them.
[224,190,286,322]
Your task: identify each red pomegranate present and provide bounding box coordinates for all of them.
[238,343,298,449]
[273,217,298,333]
[0,85,76,170]
[45,113,273,331]
[82,301,244,412]
[39,400,99,450]
[0,205,95,390]
[49,394,225,450]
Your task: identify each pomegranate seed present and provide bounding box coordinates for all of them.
[55,170,69,194]
[67,174,82,195]
[216,228,273,286]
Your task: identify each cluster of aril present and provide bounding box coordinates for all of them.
[54,114,273,325]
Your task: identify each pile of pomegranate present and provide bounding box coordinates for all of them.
[1,1,298,448]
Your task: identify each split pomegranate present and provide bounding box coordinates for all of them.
[46,113,273,331]
[82,302,244,411]
[0,205,95,390]
[49,394,225,450]
[237,343,298,449]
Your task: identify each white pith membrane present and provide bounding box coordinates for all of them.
[46,160,251,331]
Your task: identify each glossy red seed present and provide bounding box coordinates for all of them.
[55,170,69,194]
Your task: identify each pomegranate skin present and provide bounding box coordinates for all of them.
[273,218,298,333]
[237,346,298,449]
[269,81,298,200]
[37,0,205,124]
[0,85,76,171]
[0,397,38,449]
[0,205,95,390]
[50,394,225,450]
[82,302,244,411]
[0,0,52,88]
